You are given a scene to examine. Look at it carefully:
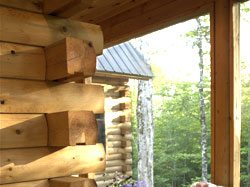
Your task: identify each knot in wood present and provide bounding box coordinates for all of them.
[15,129,21,135]
[62,26,68,33]
[88,42,93,47]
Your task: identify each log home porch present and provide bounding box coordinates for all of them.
[0,0,242,186]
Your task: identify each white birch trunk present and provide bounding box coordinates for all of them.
[196,17,208,182]
[137,79,154,187]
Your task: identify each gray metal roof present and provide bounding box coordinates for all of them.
[96,42,153,79]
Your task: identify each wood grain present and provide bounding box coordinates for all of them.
[0,42,46,80]
[211,0,241,186]
[45,37,96,81]
[100,0,212,47]
[0,144,105,184]
[46,111,97,146]
[0,78,104,114]
[0,6,103,54]
[0,180,49,187]
[44,0,94,18]
[0,0,43,13]
[49,177,97,187]
[0,114,47,149]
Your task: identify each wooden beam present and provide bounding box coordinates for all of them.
[71,0,149,24]
[0,112,97,148]
[0,78,104,114]
[210,0,240,186]
[0,42,46,80]
[43,0,94,18]
[0,6,103,54]
[49,177,97,187]
[0,0,43,13]
[100,0,213,47]
[107,134,132,142]
[95,172,122,181]
[92,76,129,86]
[43,0,76,14]
[107,147,132,155]
[45,37,96,81]
[105,166,123,173]
[0,180,49,187]
[106,122,131,131]
[46,111,97,146]
[0,144,105,184]
[0,114,47,149]
[81,179,97,187]
[0,39,96,81]
[1,147,51,167]
[106,159,132,167]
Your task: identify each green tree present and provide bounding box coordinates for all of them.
[185,15,210,182]
[240,2,250,186]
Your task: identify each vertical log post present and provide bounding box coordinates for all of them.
[211,0,240,186]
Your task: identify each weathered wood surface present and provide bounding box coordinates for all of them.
[0,144,105,184]
[105,166,123,173]
[95,172,122,181]
[45,37,96,81]
[0,180,49,187]
[105,110,130,123]
[106,153,131,161]
[107,147,132,155]
[0,42,46,80]
[49,177,97,187]
[105,97,130,109]
[0,6,103,54]
[107,140,131,148]
[107,135,132,141]
[96,180,114,187]
[47,111,97,146]
[106,129,121,135]
[0,78,104,114]
[106,159,132,167]
[0,114,47,149]
[106,122,131,130]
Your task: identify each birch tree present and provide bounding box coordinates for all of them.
[186,16,210,181]
[137,79,154,187]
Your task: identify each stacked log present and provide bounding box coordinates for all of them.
[0,5,105,187]
[91,79,133,187]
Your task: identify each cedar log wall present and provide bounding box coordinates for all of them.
[92,77,133,187]
[0,5,105,187]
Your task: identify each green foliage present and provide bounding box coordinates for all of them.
[130,2,250,186]
[153,80,211,187]
[240,61,250,186]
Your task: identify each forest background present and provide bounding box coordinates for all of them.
[129,2,250,187]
